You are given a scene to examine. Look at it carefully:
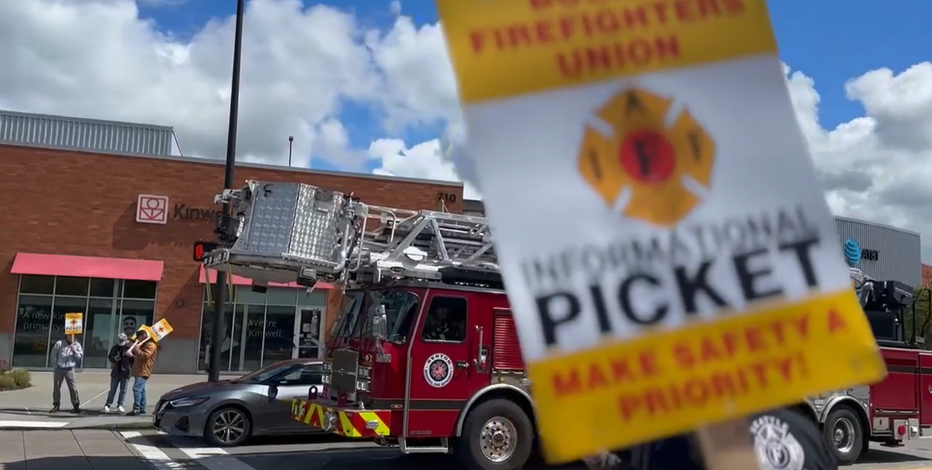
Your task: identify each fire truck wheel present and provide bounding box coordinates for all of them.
[455,399,534,470]
[823,407,863,465]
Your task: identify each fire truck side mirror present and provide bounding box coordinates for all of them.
[372,305,388,340]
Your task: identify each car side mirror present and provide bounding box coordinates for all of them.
[269,384,279,401]
[372,305,388,340]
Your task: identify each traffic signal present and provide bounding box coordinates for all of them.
[193,241,219,262]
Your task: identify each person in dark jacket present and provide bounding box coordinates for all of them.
[584,408,837,470]
[102,333,132,413]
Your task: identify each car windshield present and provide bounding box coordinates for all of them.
[330,291,365,338]
[233,361,292,384]
[362,289,420,343]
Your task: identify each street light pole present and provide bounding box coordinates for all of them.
[288,135,294,167]
[209,0,246,383]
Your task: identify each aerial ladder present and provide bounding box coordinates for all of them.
[201,180,500,290]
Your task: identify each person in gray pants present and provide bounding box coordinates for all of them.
[49,335,83,413]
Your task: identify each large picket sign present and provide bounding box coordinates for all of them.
[435,0,886,463]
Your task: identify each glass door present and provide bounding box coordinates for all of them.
[295,308,323,359]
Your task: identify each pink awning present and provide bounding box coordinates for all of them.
[199,266,332,290]
[12,253,164,281]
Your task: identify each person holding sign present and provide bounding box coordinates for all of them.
[102,333,132,413]
[49,334,83,413]
[125,328,158,416]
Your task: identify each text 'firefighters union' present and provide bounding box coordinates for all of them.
[437,0,885,463]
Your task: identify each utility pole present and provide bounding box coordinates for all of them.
[288,135,294,167]
[209,0,246,382]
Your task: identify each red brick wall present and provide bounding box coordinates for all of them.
[923,264,932,287]
[0,144,463,339]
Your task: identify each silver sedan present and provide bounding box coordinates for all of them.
[154,359,324,446]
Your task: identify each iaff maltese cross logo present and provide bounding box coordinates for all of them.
[577,88,715,227]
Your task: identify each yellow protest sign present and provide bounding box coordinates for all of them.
[436,0,884,463]
[139,318,173,343]
[151,318,174,341]
[64,313,83,335]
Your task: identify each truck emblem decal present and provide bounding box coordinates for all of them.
[424,353,454,388]
[750,414,805,470]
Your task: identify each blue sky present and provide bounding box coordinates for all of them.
[138,0,928,171]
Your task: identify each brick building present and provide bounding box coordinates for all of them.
[0,111,463,373]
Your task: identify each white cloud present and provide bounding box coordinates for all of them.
[785,62,932,260]
[2,0,932,259]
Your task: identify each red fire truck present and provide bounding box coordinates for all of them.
[202,181,928,469]
[797,269,925,465]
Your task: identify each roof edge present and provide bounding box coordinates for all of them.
[1,142,465,188]
[834,214,921,237]
[0,109,174,132]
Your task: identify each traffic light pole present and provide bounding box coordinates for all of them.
[208,0,246,383]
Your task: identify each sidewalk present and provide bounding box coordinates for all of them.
[0,371,222,430]
[0,429,150,470]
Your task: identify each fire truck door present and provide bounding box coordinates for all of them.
[920,353,932,426]
[406,293,491,437]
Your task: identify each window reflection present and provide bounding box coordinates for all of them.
[83,299,120,368]
[12,296,53,367]
[12,275,158,369]
[197,286,329,372]
[242,305,265,371]
[263,305,296,364]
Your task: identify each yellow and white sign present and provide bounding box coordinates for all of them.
[151,318,174,341]
[436,0,885,463]
[140,318,174,343]
[64,313,83,335]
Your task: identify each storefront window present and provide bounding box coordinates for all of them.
[11,296,53,367]
[55,276,89,296]
[264,305,296,364]
[83,298,119,368]
[242,304,265,371]
[11,275,158,369]
[20,276,54,295]
[124,280,157,299]
[197,286,328,372]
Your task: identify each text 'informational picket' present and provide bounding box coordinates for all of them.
[437,0,885,463]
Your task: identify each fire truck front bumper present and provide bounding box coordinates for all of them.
[290,399,391,438]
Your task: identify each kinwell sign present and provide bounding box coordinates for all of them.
[172,203,220,222]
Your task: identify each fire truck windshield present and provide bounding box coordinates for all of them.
[362,289,420,343]
[331,291,364,338]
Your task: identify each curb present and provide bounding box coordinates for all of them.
[0,420,154,431]
[67,421,155,430]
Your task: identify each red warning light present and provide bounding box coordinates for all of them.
[192,241,218,262]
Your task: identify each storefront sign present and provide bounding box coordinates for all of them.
[136,194,169,224]
[843,239,879,265]
[173,204,221,222]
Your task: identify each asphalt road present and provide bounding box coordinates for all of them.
[133,431,932,470]
[4,429,932,470]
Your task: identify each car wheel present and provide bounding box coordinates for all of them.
[823,407,863,465]
[204,406,252,447]
[453,399,534,470]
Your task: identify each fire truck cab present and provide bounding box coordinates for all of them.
[322,281,531,469]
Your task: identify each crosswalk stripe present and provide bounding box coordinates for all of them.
[121,431,192,470]
[176,446,259,470]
